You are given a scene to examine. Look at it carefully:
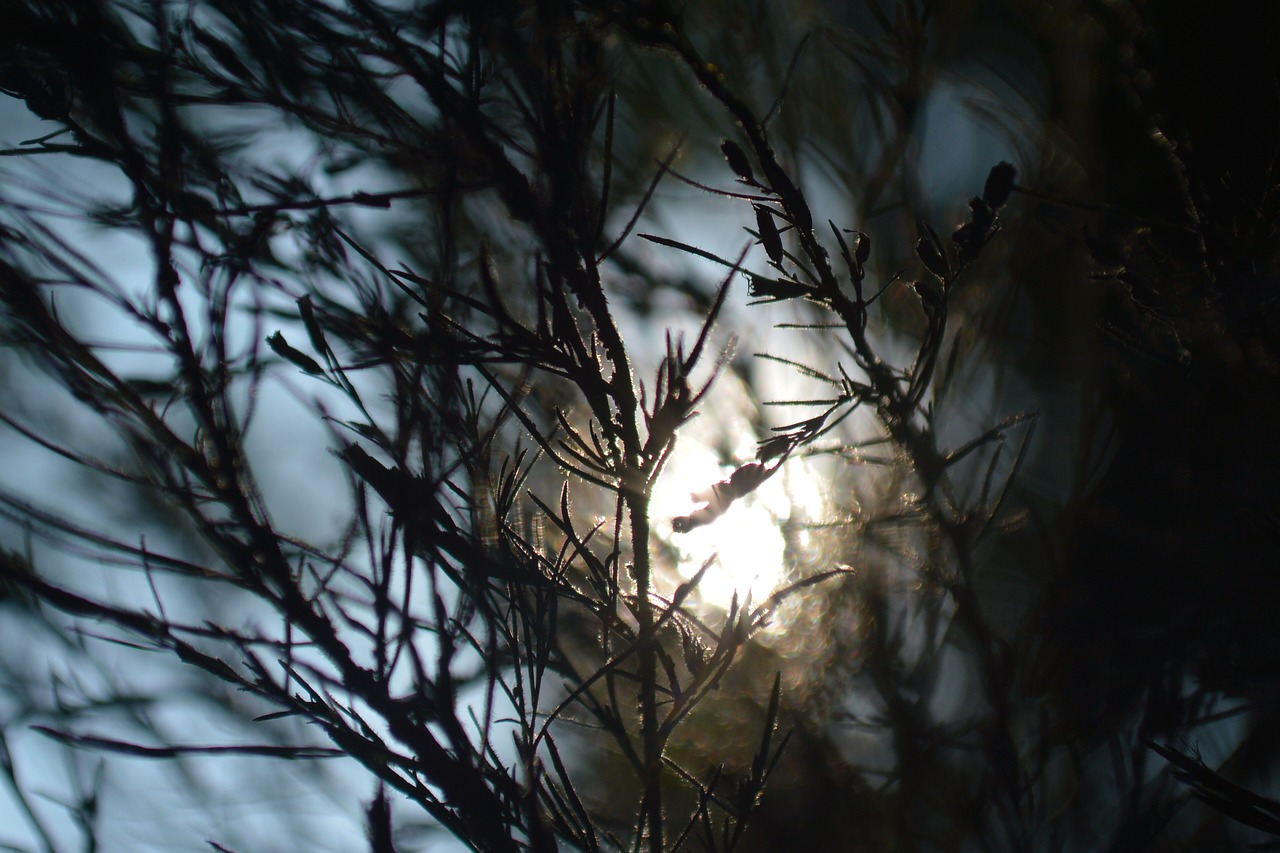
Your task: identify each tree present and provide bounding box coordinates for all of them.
[1,1,1278,851]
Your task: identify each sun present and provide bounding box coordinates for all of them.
[650,434,824,608]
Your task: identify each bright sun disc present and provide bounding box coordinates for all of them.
[652,438,817,607]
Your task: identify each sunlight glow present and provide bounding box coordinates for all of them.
[651,435,826,608]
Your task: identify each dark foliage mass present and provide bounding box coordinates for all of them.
[0,1,1278,851]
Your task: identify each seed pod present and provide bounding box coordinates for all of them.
[854,231,871,265]
[689,480,734,515]
[297,295,328,357]
[756,434,792,463]
[952,197,999,261]
[266,331,325,375]
[967,196,995,231]
[720,139,754,183]
[911,279,945,316]
[341,443,405,507]
[754,205,784,264]
[672,504,718,533]
[951,222,980,261]
[747,275,811,301]
[983,161,1017,208]
[915,235,949,279]
[788,197,814,232]
[727,462,768,498]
